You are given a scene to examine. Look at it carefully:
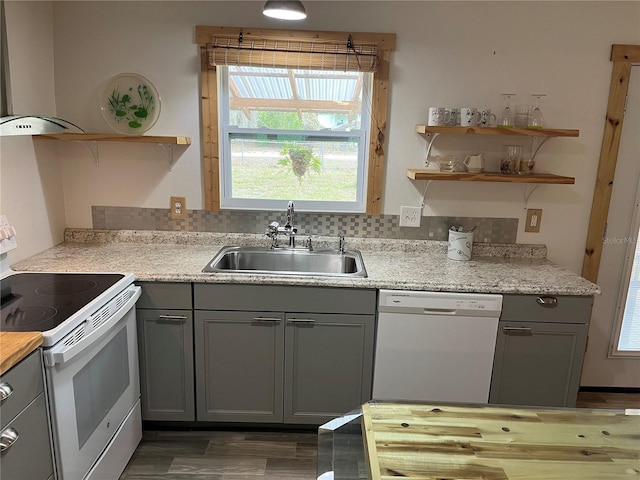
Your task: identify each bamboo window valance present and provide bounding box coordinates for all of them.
[206,36,379,72]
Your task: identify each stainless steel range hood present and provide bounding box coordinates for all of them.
[0,2,82,137]
[0,115,83,136]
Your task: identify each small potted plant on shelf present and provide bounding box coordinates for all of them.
[278,143,321,180]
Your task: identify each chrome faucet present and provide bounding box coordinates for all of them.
[285,201,295,230]
[338,231,345,253]
[264,201,302,249]
[283,201,297,247]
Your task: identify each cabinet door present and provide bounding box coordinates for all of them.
[0,350,53,480]
[284,313,375,425]
[137,309,195,421]
[0,394,54,480]
[490,321,588,407]
[195,311,284,423]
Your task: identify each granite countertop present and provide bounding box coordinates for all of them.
[11,229,600,296]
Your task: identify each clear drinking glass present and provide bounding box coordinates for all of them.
[514,105,532,128]
[518,157,536,175]
[500,144,522,174]
[498,93,516,128]
[528,94,546,129]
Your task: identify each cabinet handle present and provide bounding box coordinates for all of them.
[0,427,18,452]
[158,314,188,322]
[536,296,558,307]
[503,327,533,335]
[288,318,316,324]
[0,383,13,401]
[253,317,281,322]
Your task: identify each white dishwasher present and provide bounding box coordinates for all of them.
[373,290,503,403]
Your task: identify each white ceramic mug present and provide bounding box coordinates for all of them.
[428,107,448,126]
[464,153,485,173]
[459,107,480,127]
[444,107,459,126]
[427,107,444,127]
[478,109,497,127]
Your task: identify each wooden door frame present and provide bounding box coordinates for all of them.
[582,45,640,282]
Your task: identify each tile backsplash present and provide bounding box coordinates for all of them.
[92,206,518,243]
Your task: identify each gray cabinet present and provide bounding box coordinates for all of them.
[195,311,284,423]
[490,295,592,407]
[194,284,376,425]
[0,349,54,480]
[284,312,374,424]
[136,282,195,421]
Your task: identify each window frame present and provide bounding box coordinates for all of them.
[196,25,396,214]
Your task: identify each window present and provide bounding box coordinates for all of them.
[196,26,396,214]
[220,66,371,211]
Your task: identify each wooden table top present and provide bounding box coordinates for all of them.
[0,331,43,375]
[362,402,640,480]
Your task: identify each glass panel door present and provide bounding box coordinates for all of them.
[611,214,640,355]
[618,234,640,351]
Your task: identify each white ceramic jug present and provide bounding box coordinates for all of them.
[464,153,485,173]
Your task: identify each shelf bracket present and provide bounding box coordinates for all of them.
[530,136,551,162]
[82,141,100,167]
[420,180,433,207]
[424,133,440,166]
[523,184,540,209]
[160,144,177,171]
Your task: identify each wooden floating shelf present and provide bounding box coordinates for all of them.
[407,169,575,184]
[415,125,580,138]
[35,133,191,145]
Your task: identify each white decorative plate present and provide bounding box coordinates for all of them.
[100,73,160,134]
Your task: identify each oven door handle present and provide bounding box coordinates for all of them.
[44,285,141,367]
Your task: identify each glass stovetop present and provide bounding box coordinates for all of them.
[0,272,125,333]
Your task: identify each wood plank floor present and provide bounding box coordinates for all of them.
[120,429,318,479]
[120,392,639,479]
[575,390,640,409]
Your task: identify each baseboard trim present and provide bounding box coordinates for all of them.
[580,386,640,394]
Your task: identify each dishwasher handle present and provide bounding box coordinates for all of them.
[422,308,458,315]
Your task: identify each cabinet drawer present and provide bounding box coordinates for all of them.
[0,350,44,430]
[501,295,593,324]
[195,284,376,314]
[136,282,192,309]
[0,393,54,480]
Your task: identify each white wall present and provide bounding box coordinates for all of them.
[1,0,66,263]
[49,1,640,275]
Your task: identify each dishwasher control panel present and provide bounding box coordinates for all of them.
[378,290,503,317]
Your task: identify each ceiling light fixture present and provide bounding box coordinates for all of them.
[263,0,307,20]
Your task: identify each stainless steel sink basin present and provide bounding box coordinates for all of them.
[202,246,367,277]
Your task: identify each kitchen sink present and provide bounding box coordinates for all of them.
[202,246,367,277]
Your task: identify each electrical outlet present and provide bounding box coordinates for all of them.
[171,196,187,220]
[400,206,421,227]
[525,208,542,233]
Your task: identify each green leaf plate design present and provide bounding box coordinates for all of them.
[100,73,161,135]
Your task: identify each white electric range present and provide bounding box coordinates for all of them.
[0,215,142,480]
